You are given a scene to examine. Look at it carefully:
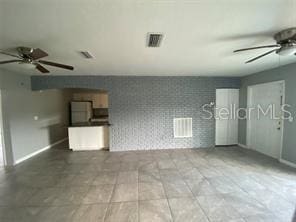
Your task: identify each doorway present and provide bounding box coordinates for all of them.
[215,88,239,146]
[247,81,284,159]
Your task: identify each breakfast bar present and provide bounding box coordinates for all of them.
[68,122,110,151]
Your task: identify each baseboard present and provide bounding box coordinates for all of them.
[14,138,68,165]
[238,143,248,149]
[280,158,296,168]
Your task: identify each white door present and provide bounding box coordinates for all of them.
[215,89,239,145]
[247,81,284,159]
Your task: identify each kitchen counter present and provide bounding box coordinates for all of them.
[68,123,109,151]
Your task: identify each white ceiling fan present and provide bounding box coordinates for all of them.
[0,47,74,73]
[234,28,296,63]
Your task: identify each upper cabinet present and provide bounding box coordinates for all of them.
[73,92,108,108]
[92,93,108,108]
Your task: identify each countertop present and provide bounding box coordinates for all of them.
[69,122,111,128]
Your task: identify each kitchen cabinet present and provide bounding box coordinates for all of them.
[92,93,108,108]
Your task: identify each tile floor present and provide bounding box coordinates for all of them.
[0,144,296,222]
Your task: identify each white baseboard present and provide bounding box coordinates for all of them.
[280,158,296,168]
[238,143,248,149]
[14,138,68,165]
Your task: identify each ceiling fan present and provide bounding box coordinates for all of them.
[234,28,296,63]
[0,47,74,73]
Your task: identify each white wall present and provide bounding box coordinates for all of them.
[0,70,71,165]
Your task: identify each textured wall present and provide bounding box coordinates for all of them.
[239,63,296,164]
[0,71,71,165]
[31,76,240,151]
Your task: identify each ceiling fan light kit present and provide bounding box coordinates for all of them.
[0,47,74,74]
[20,63,36,69]
[234,27,296,63]
[277,44,296,56]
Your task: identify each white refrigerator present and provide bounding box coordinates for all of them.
[71,101,92,124]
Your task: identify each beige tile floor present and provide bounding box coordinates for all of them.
[0,143,295,222]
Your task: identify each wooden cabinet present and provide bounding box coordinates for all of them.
[92,93,108,108]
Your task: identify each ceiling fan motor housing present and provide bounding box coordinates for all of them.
[17,47,33,56]
[274,28,296,44]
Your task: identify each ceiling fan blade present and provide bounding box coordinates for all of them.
[245,49,278,63]
[38,60,74,70]
[0,59,22,64]
[28,48,48,60]
[35,64,50,73]
[0,51,22,59]
[234,45,280,53]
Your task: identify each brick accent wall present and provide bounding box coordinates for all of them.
[31,76,240,151]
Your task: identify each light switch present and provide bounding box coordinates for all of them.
[34,116,39,121]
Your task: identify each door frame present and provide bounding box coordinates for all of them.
[246,80,285,160]
[0,91,7,166]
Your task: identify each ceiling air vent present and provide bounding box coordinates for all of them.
[147,33,163,47]
[80,51,94,59]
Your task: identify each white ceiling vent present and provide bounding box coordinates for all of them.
[174,118,192,138]
[80,51,94,59]
[147,33,163,47]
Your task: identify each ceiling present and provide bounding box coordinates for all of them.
[0,0,296,76]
